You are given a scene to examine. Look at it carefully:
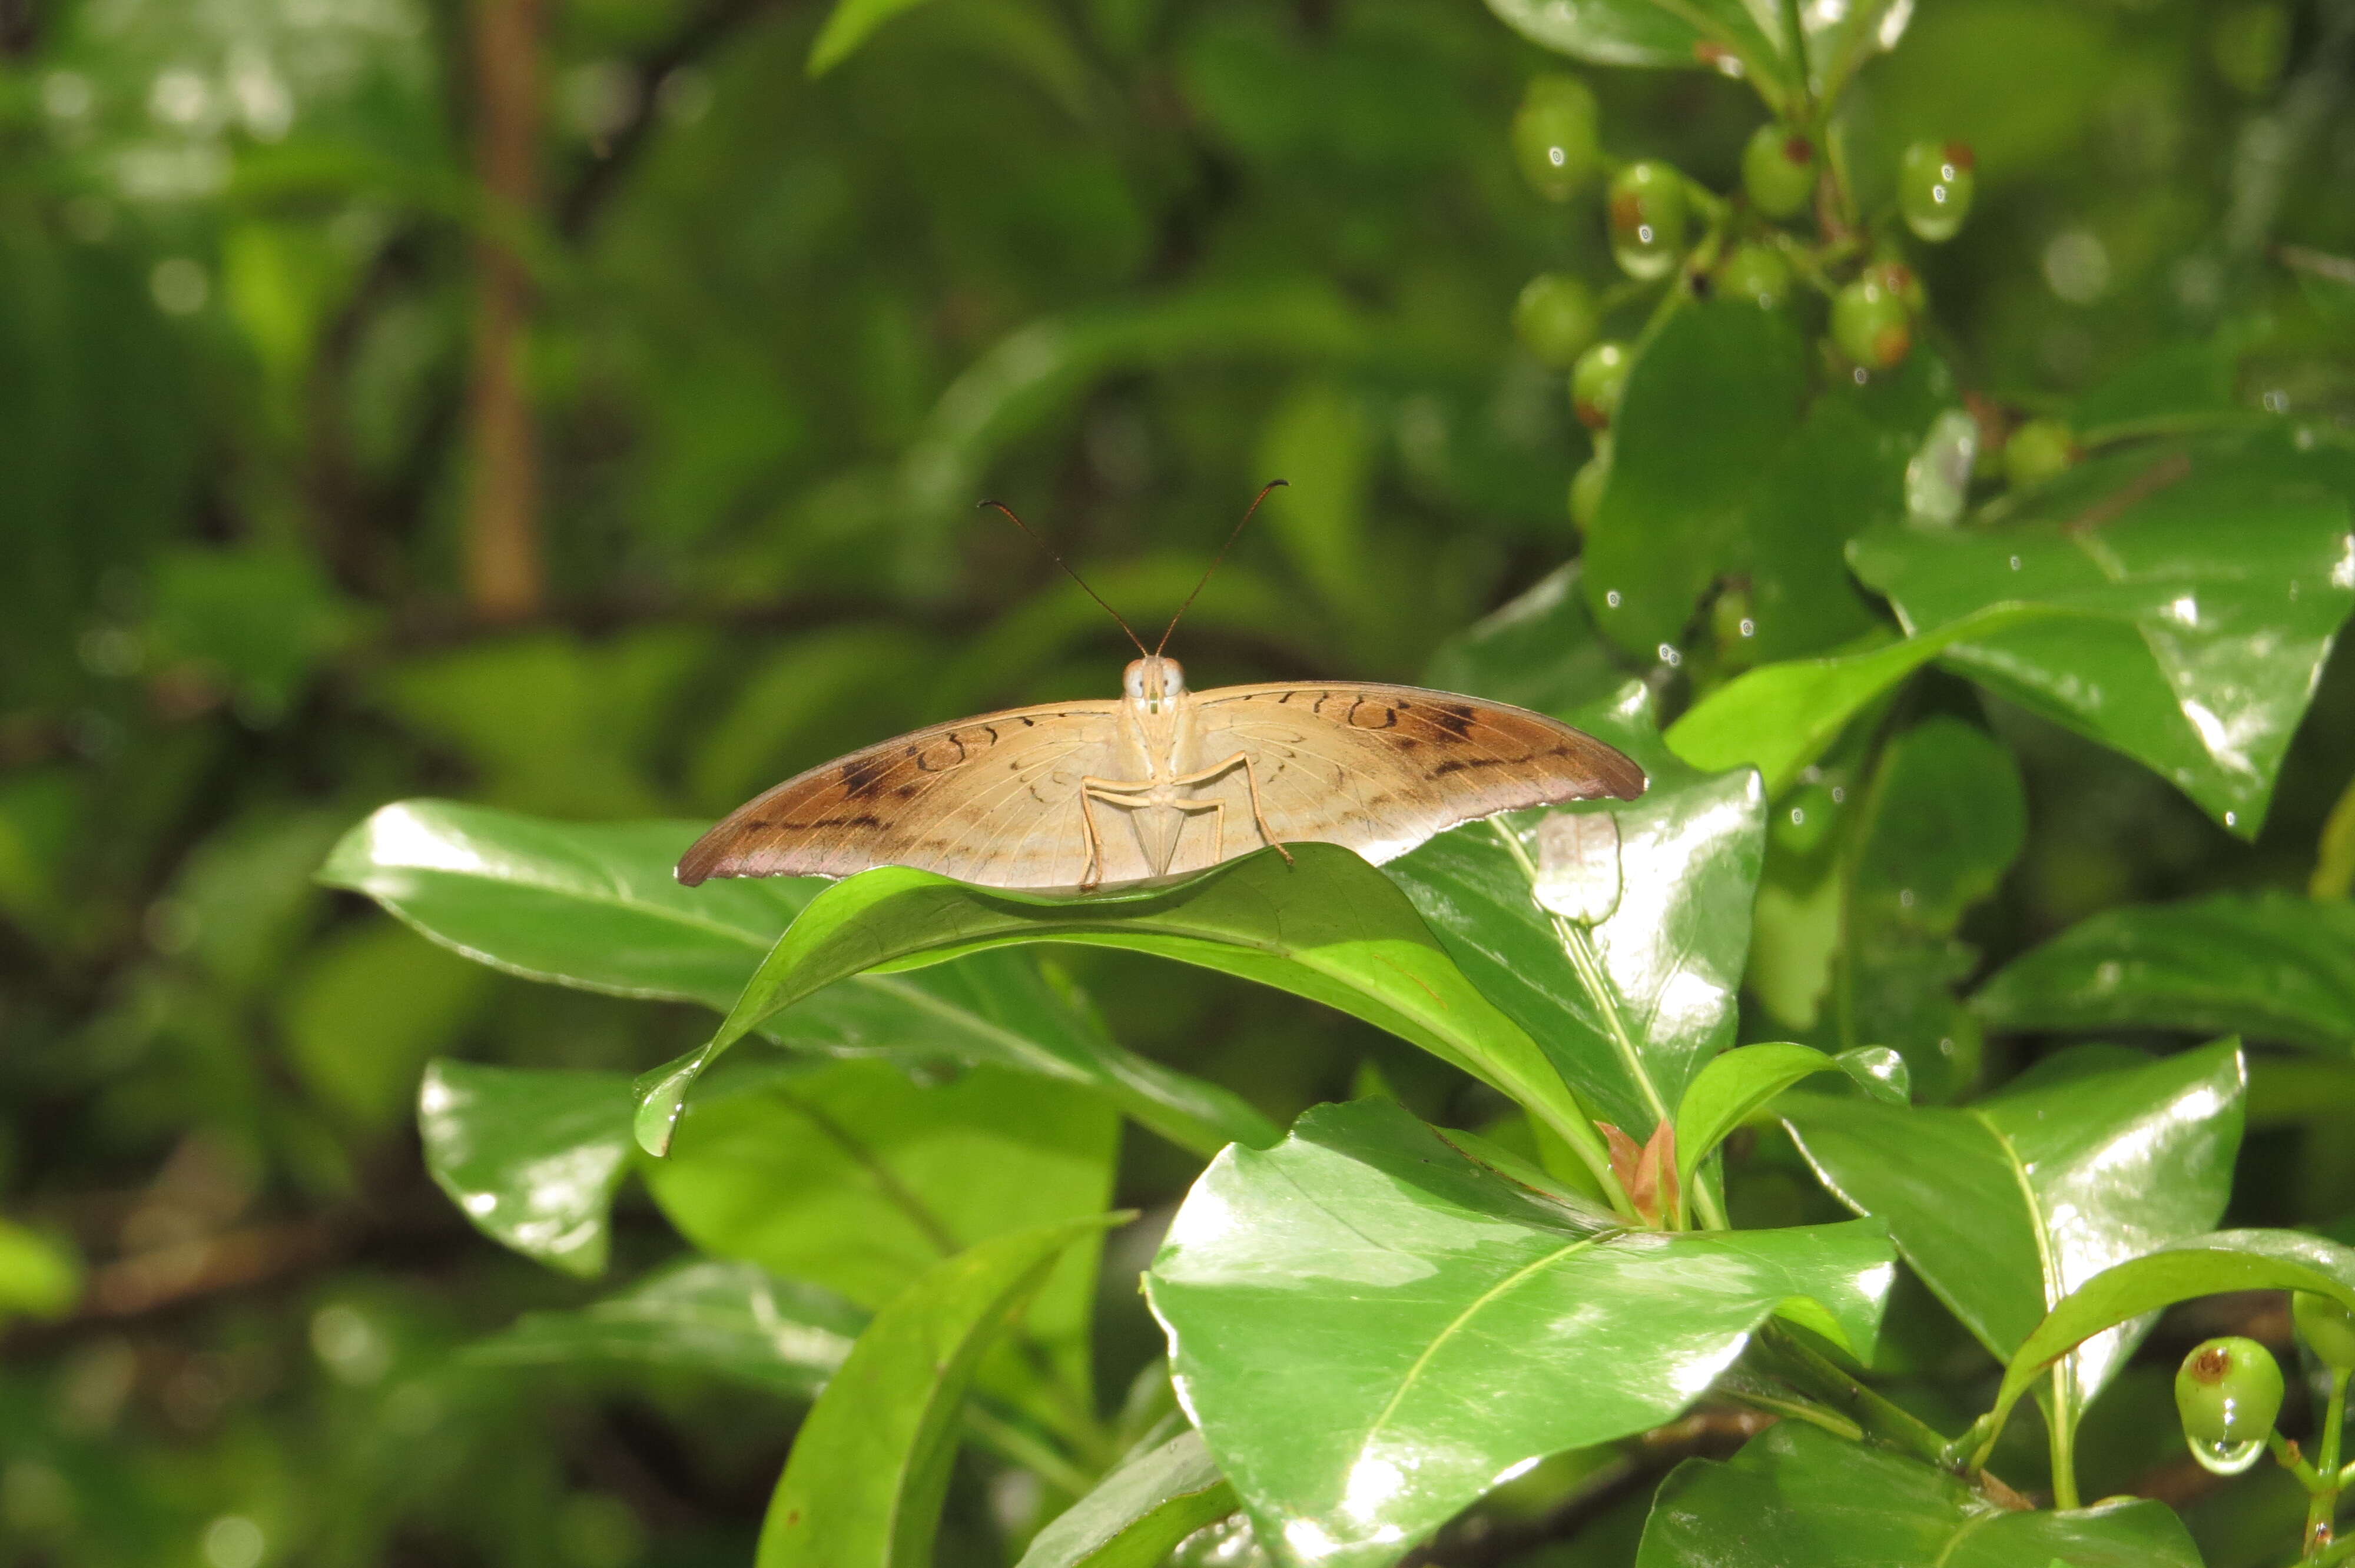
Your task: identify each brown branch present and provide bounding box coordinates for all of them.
[464,0,546,621]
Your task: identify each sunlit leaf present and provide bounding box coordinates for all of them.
[1385,685,1767,1137]
[1847,434,2355,837]
[1783,1041,2244,1422]
[1975,892,2355,1054]
[633,845,1611,1191]
[1673,1043,1906,1191]
[1147,1098,1894,1567]
[418,1061,634,1278]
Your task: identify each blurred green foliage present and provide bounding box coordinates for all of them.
[3,0,2354,1564]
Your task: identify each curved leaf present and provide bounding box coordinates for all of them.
[1673,1044,1906,1192]
[418,1060,634,1278]
[808,0,943,75]
[1983,1228,2355,1456]
[1638,1423,2200,1568]
[1146,1098,1895,1567]
[1783,1041,2244,1423]
[1848,434,2355,837]
[632,845,1613,1193]
[327,801,1269,1156]
[1975,891,2355,1054]
[1015,1430,1239,1568]
[1484,0,1908,99]
[757,1215,1119,1568]
[1385,685,1769,1137]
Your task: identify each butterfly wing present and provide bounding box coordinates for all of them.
[676,701,1125,890]
[1181,682,1646,865]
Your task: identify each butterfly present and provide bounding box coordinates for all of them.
[677,486,1647,895]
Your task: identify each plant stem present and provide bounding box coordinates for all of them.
[962,1405,1099,1497]
[2309,1369,2350,1556]
[1755,1320,1953,1469]
[2271,1429,2326,1491]
[2046,1365,2081,1509]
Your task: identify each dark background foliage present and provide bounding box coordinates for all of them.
[2,0,2353,1564]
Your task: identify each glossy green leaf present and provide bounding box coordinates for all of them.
[1481,0,1908,104]
[467,1257,865,1399]
[1975,892,2355,1054]
[1665,603,2048,795]
[635,844,1611,1191]
[807,0,943,75]
[1385,685,1766,1137]
[1015,1430,1239,1568]
[1673,1044,1906,1192]
[1847,436,2355,836]
[1834,716,2027,1099]
[1146,1098,1895,1567]
[1583,303,1810,655]
[1421,563,1630,721]
[757,1216,1117,1568]
[326,801,1268,1155]
[1985,1228,2355,1443]
[1783,1041,2244,1421]
[417,1061,635,1278]
[1637,1423,2200,1568]
[645,1058,1117,1417]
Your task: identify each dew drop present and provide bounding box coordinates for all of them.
[1604,590,1623,608]
[2187,1434,2267,1476]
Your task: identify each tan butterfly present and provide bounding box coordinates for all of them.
[678,486,1647,895]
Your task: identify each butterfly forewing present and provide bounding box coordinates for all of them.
[1187,682,1647,865]
[676,701,1126,889]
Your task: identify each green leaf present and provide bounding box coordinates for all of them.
[327,802,1267,1156]
[645,1058,1117,1419]
[757,1216,1117,1568]
[1673,1044,1907,1192]
[1014,1430,1239,1568]
[1583,302,1811,656]
[1480,0,1909,104]
[635,844,1611,1193]
[807,0,940,75]
[1146,1098,1895,1567]
[1637,1423,2200,1567]
[1384,685,1768,1137]
[417,1061,635,1278]
[281,919,492,1130]
[1847,435,2355,837]
[466,1257,865,1399]
[1833,716,2027,1099]
[1664,603,2048,795]
[1421,563,1634,723]
[1782,1041,2244,1423]
[1975,892,2355,1054]
[1984,1229,2355,1444]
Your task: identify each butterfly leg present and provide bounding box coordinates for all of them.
[1166,753,1293,867]
[1077,776,1156,891]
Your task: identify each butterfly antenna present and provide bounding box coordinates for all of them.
[977,499,1150,659]
[1156,479,1286,658]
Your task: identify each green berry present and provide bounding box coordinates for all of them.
[1831,275,1912,371]
[1514,273,1601,368]
[1711,586,1757,672]
[1512,76,1602,201]
[1608,162,1689,281]
[1862,259,1925,315]
[1717,244,1792,310]
[1742,125,1817,219]
[2175,1337,2283,1473]
[1771,781,1838,857]
[2295,1293,2355,1371]
[2213,2,2291,97]
[1898,141,1975,243]
[2004,418,2077,490]
[1570,341,1633,431]
[1570,446,1610,532]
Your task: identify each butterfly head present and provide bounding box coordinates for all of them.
[1123,657,1188,714]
